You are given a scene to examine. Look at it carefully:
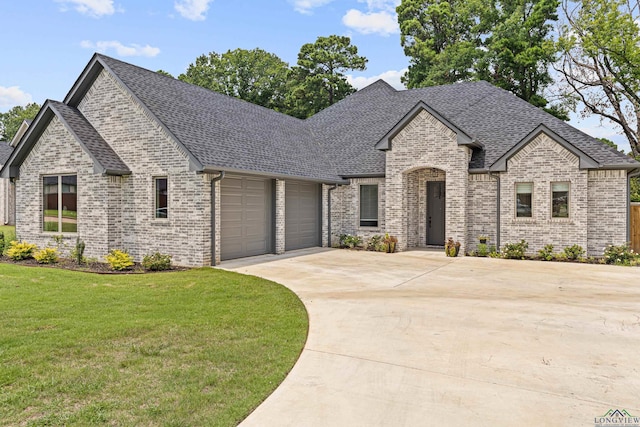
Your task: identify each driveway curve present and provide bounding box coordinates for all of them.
[222,249,640,427]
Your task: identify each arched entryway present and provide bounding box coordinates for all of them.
[406,167,446,248]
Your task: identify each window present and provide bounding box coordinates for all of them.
[360,184,378,227]
[155,177,168,219]
[515,182,533,218]
[43,175,77,232]
[551,182,570,218]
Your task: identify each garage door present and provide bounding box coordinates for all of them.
[221,175,273,260]
[285,181,321,251]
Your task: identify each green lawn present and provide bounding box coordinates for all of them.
[0,265,308,426]
[0,225,16,244]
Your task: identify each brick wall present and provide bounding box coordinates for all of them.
[76,69,210,266]
[500,133,589,254]
[467,174,498,253]
[15,116,111,258]
[329,177,386,245]
[385,110,470,252]
[587,170,627,255]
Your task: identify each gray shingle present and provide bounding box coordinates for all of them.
[94,55,637,180]
[98,55,341,182]
[0,142,13,166]
[49,100,130,174]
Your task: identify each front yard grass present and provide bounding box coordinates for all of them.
[0,265,308,426]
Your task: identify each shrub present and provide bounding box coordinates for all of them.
[603,243,638,265]
[476,243,488,257]
[538,244,555,261]
[339,234,362,249]
[501,240,528,259]
[366,235,384,251]
[105,249,134,271]
[6,241,38,261]
[34,247,59,264]
[142,252,172,271]
[563,244,585,261]
[383,233,398,253]
[0,232,5,254]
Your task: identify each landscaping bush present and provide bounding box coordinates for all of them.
[501,240,528,259]
[603,243,638,265]
[563,244,585,261]
[476,243,489,257]
[34,247,59,264]
[339,234,362,249]
[142,252,172,271]
[0,232,5,254]
[538,244,555,261]
[105,249,134,271]
[366,235,384,251]
[6,241,38,261]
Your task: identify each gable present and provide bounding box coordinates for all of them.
[0,101,129,179]
[490,125,599,172]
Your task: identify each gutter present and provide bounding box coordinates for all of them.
[488,171,500,251]
[627,168,640,243]
[327,184,339,247]
[210,171,225,266]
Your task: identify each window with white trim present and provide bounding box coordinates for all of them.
[551,182,570,218]
[515,182,533,218]
[155,177,168,219]
[359,184,378,227]
[43,175,77,232]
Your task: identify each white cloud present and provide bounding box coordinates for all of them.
[55,0,115,17]
[80,40,160,57]
[357,0,400,12]
[174,0,213,21]
[289,0,334,14]
[0,86,33,110]
[342,9,399,36]
[347,69,407,90]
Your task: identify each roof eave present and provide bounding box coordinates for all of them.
[202,165,349,185]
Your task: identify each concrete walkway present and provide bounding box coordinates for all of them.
[222,249,640,427]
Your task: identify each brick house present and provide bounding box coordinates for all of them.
[1,54,638,266]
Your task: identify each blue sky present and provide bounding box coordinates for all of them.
[0,0,630,152]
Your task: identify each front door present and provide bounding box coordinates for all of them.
[427,181,445,246]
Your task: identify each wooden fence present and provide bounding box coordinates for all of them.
[631,204,640,253]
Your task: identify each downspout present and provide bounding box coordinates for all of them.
[627,168,640,243]
[210,171,225,266]
[489,171,500,250]
[327,184,338,247]
[3,179,8,225]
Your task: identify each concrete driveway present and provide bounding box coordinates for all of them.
[222,249,640,427]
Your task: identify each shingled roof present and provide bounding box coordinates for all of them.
[3,53,637,182]
[87,54,342,183]
[0,142,13,166]
[308,80,638,175]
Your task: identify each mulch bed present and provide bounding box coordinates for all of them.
[0,256,189,274]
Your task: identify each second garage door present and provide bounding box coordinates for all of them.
[221,175,273,261]
[285,181,321,251]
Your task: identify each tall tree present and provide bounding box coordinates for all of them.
[478,0,561,115]
[556,0,640,156]
[0,103,40,142]
[178,48,290,112]
[286,35,368,118]
[397,0,487,87]
[397,0,565,118]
